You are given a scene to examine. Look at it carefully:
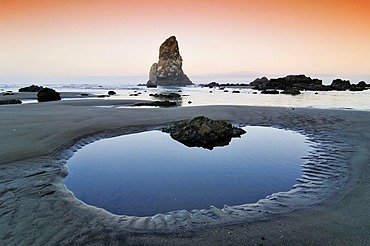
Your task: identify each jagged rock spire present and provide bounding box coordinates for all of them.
[147,36,192,86]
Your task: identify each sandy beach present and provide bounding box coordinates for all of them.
[1,99,370,245]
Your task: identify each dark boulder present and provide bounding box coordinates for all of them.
[37,88,61,102]
[206,82,220,88]
[356,81,368,89]
[19,85,43,92]
[0,99,22,105]
[331,79,351,91]
[146,83,158,88]
[108,91,116,95]
[250,77,269,90]
[162,116,246,150]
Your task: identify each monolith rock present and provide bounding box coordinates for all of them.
[147,36,193,87]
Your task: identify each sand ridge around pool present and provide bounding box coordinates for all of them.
[0,100,369,245]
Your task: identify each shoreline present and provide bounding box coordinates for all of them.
[1,100,369,245]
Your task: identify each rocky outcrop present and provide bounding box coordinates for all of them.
[249,77,269,90]
[357,81,368,88]
[37,88,61,102]
[331,79,351,91]
[162,116,246,150]
[147,36,192,86]
[250,75,326,91]
[19,85,43,92]
[350,81,369,91]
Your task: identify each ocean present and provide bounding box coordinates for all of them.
[1,83,370,111]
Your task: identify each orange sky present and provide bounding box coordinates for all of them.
[0,0,369,83]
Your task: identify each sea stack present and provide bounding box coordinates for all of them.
[147,36,193,87]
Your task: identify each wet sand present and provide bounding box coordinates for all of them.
[1,99,369,245]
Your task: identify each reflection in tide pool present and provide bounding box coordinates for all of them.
[65,126,310,216]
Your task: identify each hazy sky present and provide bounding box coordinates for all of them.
[1,0,369,84]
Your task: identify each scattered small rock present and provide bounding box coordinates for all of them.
[149,93,181,99]
[0,99,22,105]
[134,100,176,107]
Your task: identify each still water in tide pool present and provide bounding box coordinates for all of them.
[64,126,310,216]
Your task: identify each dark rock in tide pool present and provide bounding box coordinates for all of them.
[134,100,177,107]
[19,85,43,92]
[108,91,116,95]
[0,99,22,105]
[162,116,246,150]
[37,88,61,102]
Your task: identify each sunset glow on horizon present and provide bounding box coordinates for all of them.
[1,0,369,84]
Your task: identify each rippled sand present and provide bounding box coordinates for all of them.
[1,99,369,245]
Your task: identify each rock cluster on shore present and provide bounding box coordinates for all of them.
[147,36,193,87]
[162,116,246,149]
[249,75,369,93]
